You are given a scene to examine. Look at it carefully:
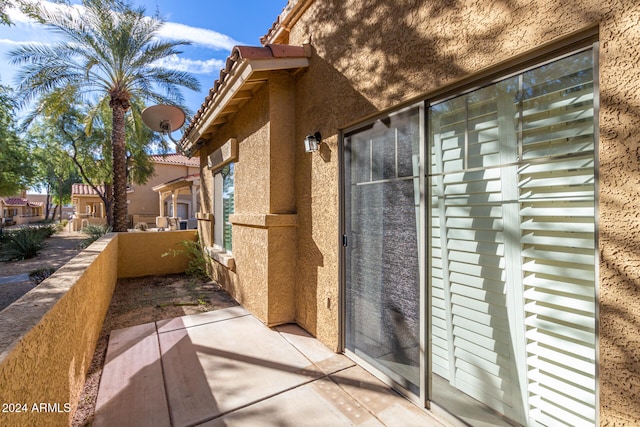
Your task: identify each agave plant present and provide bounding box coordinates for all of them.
[81,224,112,248]
[0,227,47,261]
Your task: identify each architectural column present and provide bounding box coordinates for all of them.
[190,185,197,218]
[158,193,164,216]
[172,192,178,218]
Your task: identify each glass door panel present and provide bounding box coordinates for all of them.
[429,49,597,426]
[344,108,422,396]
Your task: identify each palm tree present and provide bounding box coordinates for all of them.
[10,0,200,231]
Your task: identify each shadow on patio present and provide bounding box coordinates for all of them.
[93,306,444,427]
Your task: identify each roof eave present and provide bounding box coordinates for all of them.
[180,55,309,155]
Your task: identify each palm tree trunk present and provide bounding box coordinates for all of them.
[111,101,128,232]
[105,183,113,227]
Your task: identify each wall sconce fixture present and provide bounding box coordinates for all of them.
[304,132,322,153]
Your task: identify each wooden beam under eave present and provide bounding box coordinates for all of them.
[210,115,228,126]
[201,125,219,138]
[234,90,253,100]
[221,105,239,115]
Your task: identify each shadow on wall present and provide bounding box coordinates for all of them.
[294,43,380,340]
[295,0,639,422]
[598,86,640,424]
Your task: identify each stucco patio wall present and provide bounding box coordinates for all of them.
[0,230,195,426]
[0,235,117,427]
[117,230,197,278]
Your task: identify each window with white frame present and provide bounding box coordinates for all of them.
[213,162,234,252]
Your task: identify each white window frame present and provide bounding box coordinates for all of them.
[206,138,238,269]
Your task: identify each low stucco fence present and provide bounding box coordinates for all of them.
[68,216,107,232]
[0,230,196,427]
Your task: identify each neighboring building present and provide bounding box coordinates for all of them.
[130,153,200,226]
[70,184,109,229]
[0,191,44,226]
[179,0,640,426]
[25,194,74,221]
[70,153,199,230]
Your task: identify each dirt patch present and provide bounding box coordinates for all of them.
[71,273,238,427]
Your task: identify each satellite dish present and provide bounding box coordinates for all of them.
[141,104,186,133]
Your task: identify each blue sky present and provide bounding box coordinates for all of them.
[0,0,286,115]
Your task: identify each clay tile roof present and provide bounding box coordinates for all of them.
[149,153,200,167]
[180,43,308,149]
[2,198,28,206]
[260,0,309,45]
[28,201,43,207]
[72,184,105,196]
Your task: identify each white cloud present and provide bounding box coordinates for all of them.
[0,38,31,46]
[2,1,235,79]
[11,1,240,51]
[5,5,32,24]
[154,55,225,75]
[159,22,240,51]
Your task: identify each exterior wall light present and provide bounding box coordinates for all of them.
[304,132,322,153]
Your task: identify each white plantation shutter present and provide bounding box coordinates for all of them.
[519,56,596,426]
[430,49,596,426]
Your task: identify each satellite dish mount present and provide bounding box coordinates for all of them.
[141,104,186,146]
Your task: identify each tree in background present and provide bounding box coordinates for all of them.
[27,96,161,226]
[9,0,199,231]
[0,84,31,196]
[29,134,80,221]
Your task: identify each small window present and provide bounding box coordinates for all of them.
[213,163,234,252]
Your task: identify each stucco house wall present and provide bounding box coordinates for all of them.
[128,154,199,222]
[199,76,298,326]
[187,0,640,424]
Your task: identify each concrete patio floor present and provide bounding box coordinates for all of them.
[93,306,445,427]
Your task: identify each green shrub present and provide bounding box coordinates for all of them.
[0,227,48,261]
[162,235,209,279]
[29,267,57,285]
[81,224,112,248]
[38,224,57,238]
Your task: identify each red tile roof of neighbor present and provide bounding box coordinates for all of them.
[72,184,105,196]
[180,44,308,143]
[150,153,199,167]
[71,155,197,196]
[2,198,28,206]
[1,198,43,207]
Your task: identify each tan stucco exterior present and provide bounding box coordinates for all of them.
[185,0,640,424]
[0,236,117,427]
[117,230,196,278]
[0,230,195,426]
[130,157,199,223]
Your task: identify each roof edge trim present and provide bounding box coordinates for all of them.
[179,44,309,153]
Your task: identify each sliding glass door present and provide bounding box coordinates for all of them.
[429,48,597,426]
[343,47,597,427]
